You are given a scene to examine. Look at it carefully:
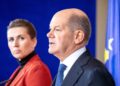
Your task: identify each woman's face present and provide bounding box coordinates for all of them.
[7,27,37,60]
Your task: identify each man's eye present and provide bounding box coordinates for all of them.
[55,28,61,31]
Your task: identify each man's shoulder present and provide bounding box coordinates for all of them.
[81,56,110,76]
[84,57,105,69]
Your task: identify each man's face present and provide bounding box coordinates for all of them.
[47,15,75,58]
[7,27,36,60]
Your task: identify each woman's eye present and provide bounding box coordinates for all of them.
[20,37,25,40]
[8,38,14,42]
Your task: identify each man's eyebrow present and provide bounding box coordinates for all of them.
[49,26,60,29]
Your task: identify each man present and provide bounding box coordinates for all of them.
[47,8,115,86]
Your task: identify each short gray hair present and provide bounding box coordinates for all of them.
[68,13,91,43]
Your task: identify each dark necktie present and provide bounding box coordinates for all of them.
[55,64,67,86]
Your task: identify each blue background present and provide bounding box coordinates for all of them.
[0,0,96,83]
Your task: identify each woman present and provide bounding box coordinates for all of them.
[5,19,52,86]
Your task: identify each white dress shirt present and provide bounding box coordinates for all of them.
[60,47,86,79]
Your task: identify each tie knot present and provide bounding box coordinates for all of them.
[58,64,66,72]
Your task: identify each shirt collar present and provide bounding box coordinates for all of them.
[18,51,36,67]
[60,47,86,69]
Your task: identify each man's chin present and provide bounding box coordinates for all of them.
[48,49,55,54]
[48,50,53,54]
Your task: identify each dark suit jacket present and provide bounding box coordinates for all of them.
[52,50,115,86]
[6,55,52,86]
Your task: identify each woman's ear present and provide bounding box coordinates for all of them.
[74,30,85,44]
[32,38,37,48]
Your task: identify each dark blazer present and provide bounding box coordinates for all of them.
[6,54,52,86]
[52,50,115,86]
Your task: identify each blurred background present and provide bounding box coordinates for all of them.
[0,0,108,83]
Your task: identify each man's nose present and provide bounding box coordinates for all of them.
[47,30,54,38]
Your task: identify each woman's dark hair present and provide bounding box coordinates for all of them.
[7,19,37,39]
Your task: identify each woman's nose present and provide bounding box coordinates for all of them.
[13,40,19,47]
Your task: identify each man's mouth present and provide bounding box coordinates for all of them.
[49,42,55,45]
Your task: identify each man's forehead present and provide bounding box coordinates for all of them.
[50,14,69,24]
[54,8,87,20]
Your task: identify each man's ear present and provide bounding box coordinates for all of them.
[74,30,85,44]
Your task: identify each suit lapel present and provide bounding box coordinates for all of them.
[62,64,83,86]
[9,67,25,85]
[62,50,91,86]
[6,66,22,86]
[10,56,37,85]
[7,55,39,85]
